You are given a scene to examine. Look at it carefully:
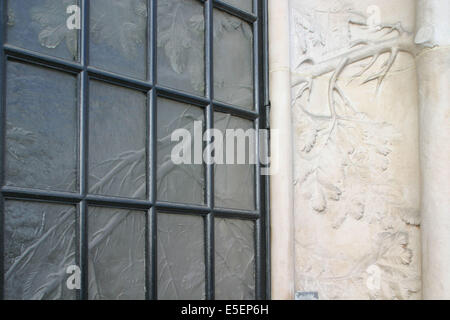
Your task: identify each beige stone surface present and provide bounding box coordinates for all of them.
[268,0,449,299]
[418,47,450,300]
[268,0,296,300]
[289,0,421,299]
[416,0,450,300]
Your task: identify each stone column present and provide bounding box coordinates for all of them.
[415,0,450,300]
[268,0,296,300]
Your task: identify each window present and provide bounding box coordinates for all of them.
[0,0,269,300]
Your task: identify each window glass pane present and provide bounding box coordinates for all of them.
[214,113,256,211]
[157,213,205,300]
[215,218,255,300]
[88,207,146,300]
[221,0,253,13]
[157,98,205,205]
[1,0,265,301]
[90,0,147,79]
[5,61,78,192]
[89,80,147,199]
[4,201,77,300]
[157,0,205,96]
[213,10,253,109]
[6,0,79,61]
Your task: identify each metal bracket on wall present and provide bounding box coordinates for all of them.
[264,102,271,129]
[295,292,319,300]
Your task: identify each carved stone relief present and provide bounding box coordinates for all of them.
[290,0,421,299]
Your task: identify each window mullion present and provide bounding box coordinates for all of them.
[205,0,215,301]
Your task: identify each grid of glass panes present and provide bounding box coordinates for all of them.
[0,0,268,300]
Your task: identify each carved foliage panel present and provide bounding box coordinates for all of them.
[289,0,421,300]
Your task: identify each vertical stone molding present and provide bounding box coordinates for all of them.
[268,0,296,300]
[416,0,450,300]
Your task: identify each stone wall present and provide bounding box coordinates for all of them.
[269,0,449,300]
[415,0,450,300]
[290,0,421,300]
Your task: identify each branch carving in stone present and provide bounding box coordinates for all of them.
[292,8,415,222]
[291,6,420,300]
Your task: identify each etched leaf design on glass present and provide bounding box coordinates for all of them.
[7,0,79,60]
[213,10,253,109]
[157,0,205,95]
[7,8,16,27]
[214,113,256,210]
[88,207,146,300]
[90,0,147,78]
[89,81,147,199]
[157,98,205,205]
[157,214,205,300]
[5,61,78,192]
[4,201,76,300]
[31,0,77,54]
[91,0,146,58]
[215,218,255,300]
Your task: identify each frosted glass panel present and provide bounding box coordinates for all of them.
[5,61,78,192]
[90,0,147,79]
[157,0,205,95]
[222,0,253,13]
[157,213,205,300]
[214,113,256,210]
[157,98,205,204]
[4,201,76,300]
[6,0,79,61]
[215,218,255,300]
[88,207,146,300]
[89,81,147,199]
[214,10,253,109]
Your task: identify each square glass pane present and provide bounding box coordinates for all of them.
[157,213,205,300]
[4,201,76,300]
[157,0,205,96]
[213,10,253,109]
[89,81,147,199]
[221,0,253,13]
[157,98,205,205]
[214,113,256,210]
[6,0,79,61]
[88,207,146,300]
[215,218,255,300]
[5,61,78,192]
[90,0,147,79]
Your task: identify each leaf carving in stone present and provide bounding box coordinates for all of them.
[291,3,420,299]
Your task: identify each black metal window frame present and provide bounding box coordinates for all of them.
[0,0,270,300]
